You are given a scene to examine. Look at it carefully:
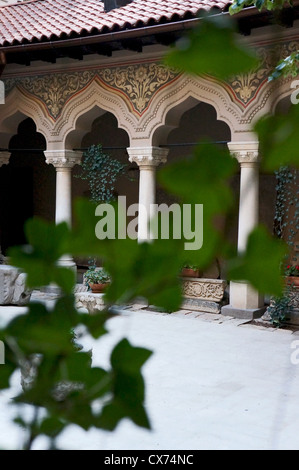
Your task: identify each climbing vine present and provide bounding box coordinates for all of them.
[75,144,126,204]
[269,167,299,325]
[274,167,299,246]
[75,144,128,270]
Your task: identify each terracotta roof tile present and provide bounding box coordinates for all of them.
[0,0,232,47]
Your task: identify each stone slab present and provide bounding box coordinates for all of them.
[182,298,222,314]
[221,304,267,320]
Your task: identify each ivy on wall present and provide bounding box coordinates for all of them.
[75,144,126,204]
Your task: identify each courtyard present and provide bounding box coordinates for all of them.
[0,0,299,452]
[0,300,298,450]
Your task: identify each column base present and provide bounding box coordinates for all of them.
[41,257,77,294]
[58,256,77,282]
[229,281,264,309]
[57,256,77,271]
[41,284,62,295]
[221,304,267,320]
[223,280,266,319]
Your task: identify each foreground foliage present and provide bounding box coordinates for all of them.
[1,5,299,449]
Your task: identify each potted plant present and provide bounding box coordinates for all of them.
[181,264,201,278]
[84,266,111,293]
[285,265,299,287]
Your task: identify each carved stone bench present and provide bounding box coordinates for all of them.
[181,278,227,313]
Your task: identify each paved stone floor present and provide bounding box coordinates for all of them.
[0,294,299,450]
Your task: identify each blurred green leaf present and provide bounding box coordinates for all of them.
[268,52,299,81]
[8,219,74,293]
[98,339,152,431]
[0,360,16,390]
[104,238,184,311]
[99,399,150,431]
[228,225,288,296]
[255,105,299,171]
[111,338,152,375]
[230,0,291,15]
[80,312,109,339]
[166,14,258,79]
[158,143,237,269]
[59,351,92,383]
[70,200,185,311]
[68,199,104,258]
[5,301,77,356]
[39,416,66,438]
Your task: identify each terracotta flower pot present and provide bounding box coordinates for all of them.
[89,282,109,293]
[286,276,299,288]
[181,268,200,278]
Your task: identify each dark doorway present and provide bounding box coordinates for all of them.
[0,118,55,254]
[0,166,33,251]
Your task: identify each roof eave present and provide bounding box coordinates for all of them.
[0,6,262,55]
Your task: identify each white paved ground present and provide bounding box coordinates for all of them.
[0,305,299,450]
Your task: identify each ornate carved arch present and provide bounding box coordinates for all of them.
[139,74,242,145]
[52,78,135,148]
[0,86,53,147]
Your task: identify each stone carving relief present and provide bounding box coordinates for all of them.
[4,71,96,120]
[2,38,299,136]
[100,63,179,115]
[44,150,82,168]
[182,279,226,302]
[127,147,169,167]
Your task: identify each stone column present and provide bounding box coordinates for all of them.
[222,142,265,319]
[127,147,168,242]
[45,150,82,270]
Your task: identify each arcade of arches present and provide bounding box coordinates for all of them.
[0,49,294,317]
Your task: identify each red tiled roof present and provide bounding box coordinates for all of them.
[0,0,232,47]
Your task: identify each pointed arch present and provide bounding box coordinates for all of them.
[147,74,238,146]
[0,87,53,148]
[52,78,136,149]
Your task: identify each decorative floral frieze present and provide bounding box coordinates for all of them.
[4,71,96,120]
[3,38,299,121]
[226,39,299,108]
[99,63,180,115]
[3,62,180,121]
[182,279,226,302]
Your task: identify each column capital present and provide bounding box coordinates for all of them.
[228,142,260,166]
[0,151,10,167]
[127,146,169,168]
[44,150,82,169]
